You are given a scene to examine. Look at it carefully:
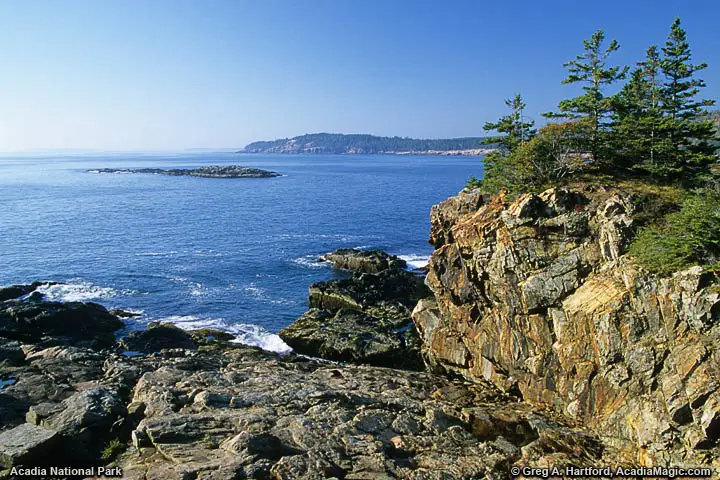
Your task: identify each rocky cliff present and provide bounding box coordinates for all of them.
[413,186,720,467]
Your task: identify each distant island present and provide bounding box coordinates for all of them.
[239,133,493,155]
[88,165,282,178]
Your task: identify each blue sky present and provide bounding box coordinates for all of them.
[0,0,718,151]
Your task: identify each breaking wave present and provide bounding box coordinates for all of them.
[398,254,430,270]
[150,315,292,354]
[32,281,139,302]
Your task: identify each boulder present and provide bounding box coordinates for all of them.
[119,322,196,353]
[0,282,55,302]
[322,249,407,273]
[30,387,126,462]
[0,423,59,469]
[279,307,423,370]
[0,299,123,347]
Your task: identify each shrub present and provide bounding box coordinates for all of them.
[629,189,720,275]
[477,120,589,195]
[101,438,127,462]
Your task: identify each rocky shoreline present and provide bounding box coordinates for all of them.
[2,185,719,477]
[88,165,282,178]
[0,281,606,479]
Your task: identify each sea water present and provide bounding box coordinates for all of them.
[0,152,483,352]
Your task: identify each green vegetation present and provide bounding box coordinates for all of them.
[629,190,720,275]
[545,30,628,164]
[469,18,719,276]
[101,438,126,462]
[242,133,489,154]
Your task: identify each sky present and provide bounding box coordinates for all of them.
[0,0,718,152]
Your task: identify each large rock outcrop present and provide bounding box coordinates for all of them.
[280,249,429,370]
[321,249,408,273]
[413,186,720,467]
[0,284,122,348]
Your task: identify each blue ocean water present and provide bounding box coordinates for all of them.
[0,153,483,351]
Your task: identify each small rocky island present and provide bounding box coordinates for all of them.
[88,165,282,178]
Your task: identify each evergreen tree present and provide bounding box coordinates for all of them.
[481,93,536,152]
[546,30,628,164]
[659,18,717,183]
[475,94,536,193]
[611,46,673,175]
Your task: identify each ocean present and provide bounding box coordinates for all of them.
[0,152,483,352]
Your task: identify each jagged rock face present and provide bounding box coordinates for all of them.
[280,251,430,370]
[414,187,720,466]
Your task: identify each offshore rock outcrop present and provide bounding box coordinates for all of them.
[321,249,408,274]
[88,165,282,178]
[0,285,610,479]
[413,186,720,467]
[280,250,428,370]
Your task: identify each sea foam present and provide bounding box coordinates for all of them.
[31,281,139,302]
[292,254,329,269]
[151,315,292,354]
[398,254,430,270]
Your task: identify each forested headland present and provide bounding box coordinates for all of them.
[467,18,719,275]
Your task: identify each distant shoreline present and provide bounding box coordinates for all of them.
[236,148,494,156]
[240,133,494,155]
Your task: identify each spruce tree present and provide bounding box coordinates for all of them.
[612,46,672,175]
[481,93,536,152]
[476,94,536,193]
[660,18,717,183]
[547,30,628,165]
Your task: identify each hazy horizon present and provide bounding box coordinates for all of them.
[1,0,718,152]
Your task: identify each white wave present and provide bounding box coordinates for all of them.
[188,282,206,297]
[152,315,292,354]
[292,254,329,269]
[112,307,145,316]
[191,251,224,258]
[230,323,292,354]
[241,283,295,305]
[398,254,430,270]
[32,281,138,302]
[135,251,178,257]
